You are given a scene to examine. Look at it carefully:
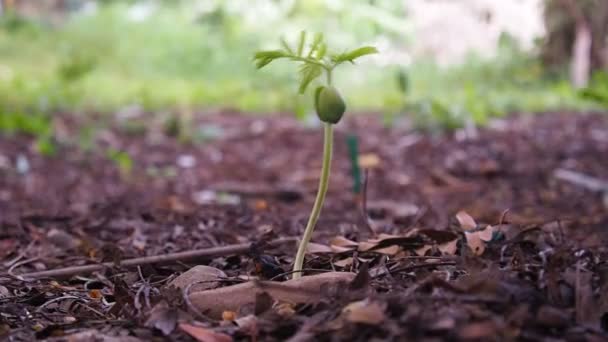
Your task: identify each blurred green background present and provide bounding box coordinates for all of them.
[0,0,607,132]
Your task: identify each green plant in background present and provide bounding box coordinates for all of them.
[106,148,133,177]
[254,31,377,279]
[580,71,608,106]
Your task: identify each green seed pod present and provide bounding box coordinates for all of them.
[314,86,346,124]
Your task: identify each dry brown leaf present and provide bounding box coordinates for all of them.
[377,233,401,240]
[331,245,355,253]
[188,272,356,319]
[253,199,268,211]
[330,236,358,252]
[222,311,237,322]
[88,289,103,300]
[234,315,258,337]
[438,239,459,255]
[342,300,385,325]
[145,304,178,336]
[274,302,296,318]
[464,231,485,256]
[334,257,354,268]
[478,225,495,241]
[358,153,381,169]
[456,211,477,231]
[415,245,432,256]
[373,245,402,256]
[458,320,497,340]
[330,236,359,248]
[357,241,376,252]
[179,323,233,342]
[306,242,333,254]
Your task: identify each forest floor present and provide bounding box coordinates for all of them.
[1,111,608,341]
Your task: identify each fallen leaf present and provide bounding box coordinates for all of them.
[234,315,258,337]
[358,153,381,169]
[222,311,237,322]
[330,236,358,252]
[330,236,358,248]
[88,289,103,300]
[342,300,385,325]
[465,231,485,256]
[456,211,477,231]
[274,302,296,317]
[145,304,178,336]
[414,244,432,256]
[179,323,233,342]
[478,225,495,242]
[334,257,353,268]
[253,199,268,211]
[306,242,333,254]
[373,245,402,255]
[438,239,459,255]
[458,320,497,339]
[0,239,16,259]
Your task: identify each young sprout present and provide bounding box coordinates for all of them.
[253,32,377,279]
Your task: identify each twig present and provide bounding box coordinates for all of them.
[15,237,297,280]
[554,168,608,192]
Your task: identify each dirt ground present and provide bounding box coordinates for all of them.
[1,111,608,341]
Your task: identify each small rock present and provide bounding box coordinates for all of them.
[168,265,227,293]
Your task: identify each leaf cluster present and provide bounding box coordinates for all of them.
[253,31,377,93]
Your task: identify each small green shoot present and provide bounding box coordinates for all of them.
[254,31,377,279]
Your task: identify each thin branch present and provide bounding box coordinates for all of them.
[14,237,297,280]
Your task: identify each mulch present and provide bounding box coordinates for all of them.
[1,110,608,341]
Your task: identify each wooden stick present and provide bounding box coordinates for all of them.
[15,237,297,280]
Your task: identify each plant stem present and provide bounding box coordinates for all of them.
[292,122,334,279]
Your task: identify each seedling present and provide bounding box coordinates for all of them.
[254,31,377,279]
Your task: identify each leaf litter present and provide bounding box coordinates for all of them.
[1,112,608,340]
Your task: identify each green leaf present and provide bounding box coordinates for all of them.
[280,37,294,54]
[332,46,378,64]
[297,31,307,56]
[308,32,324,58]
[316,43,327,60]
[253,50,289,69]
[298,63,322,94]
[36,136,56,156]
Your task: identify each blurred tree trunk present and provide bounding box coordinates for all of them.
[542,0,608,87]
[4,0,67,25]
[0,0,15,15]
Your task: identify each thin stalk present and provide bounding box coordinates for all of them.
[292,122,334,279]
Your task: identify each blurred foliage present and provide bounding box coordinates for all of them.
[106,148,133,176]
[580,71,608,105]
[0,0,602,143]
[398,34,598,132]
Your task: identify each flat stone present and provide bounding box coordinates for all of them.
[168,265,227,293]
